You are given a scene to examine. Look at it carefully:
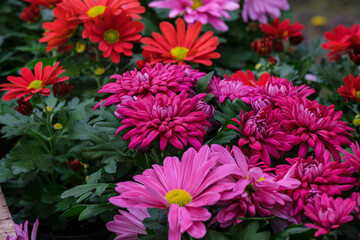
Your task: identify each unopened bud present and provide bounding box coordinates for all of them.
[66,159,82,172]
[14,97,33,115]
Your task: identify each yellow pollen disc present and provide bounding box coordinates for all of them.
[353,118,360,127]
[311,16,328,27]
[192,0,203,9]
[46,107,53,112]
[95,67,105,75]
[255,63,262,70]
[53,123,63,130]
[28,80,43,90]
[165,189,192,207]
[87,5,107,18]
[258,177,265,182]
[104,29,120,44]
[170,47,189,61]
[76,42,86,53]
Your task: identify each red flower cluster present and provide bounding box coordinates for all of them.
[39,0,145,63]
[338,74,360,102]
[322,24,360,64]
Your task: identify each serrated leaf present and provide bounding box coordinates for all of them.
[61,205,87,218]
[195,71,214,93]
[61,183,110,198]
[78,203,117,221]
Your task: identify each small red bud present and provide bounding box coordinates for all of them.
[14,97,33,115]
[20,4,40,23]
[53,82,73,97]
[251,38,273,57]
[66,159,82,172]
[289,34,304,45]
[273,40,284,52]
[267,56,278,65]
[349,49,360,65]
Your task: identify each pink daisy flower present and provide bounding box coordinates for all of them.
[109,145,235,240]
[275,153,357,220]
[304,194,355,237]
[276,97,353,161]
[106,208,149,240]
[148,0,240,31]
[96,63,205,108]
[6,219,39,240]
[210,145,300,227]
[242,0,290,24]
[337,141,360,172]
[114,91,210,150]
[228,106,299,166]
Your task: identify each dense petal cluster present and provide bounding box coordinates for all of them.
[338,74,360,102]
[83,10,144,63]
[352,192,360,219]
[241,0,290,24]
[228,106,298,166]
[6,219,39,240]
[141,18,220,66]
[115,91,210,150]
[148,0,240,31]
[109,145,235,240]
[276,97,353,161]
[322,24,360,63]
[304,194,355,237]
[210,145,300,227]
[0,61,69,101]
[275,154,356,220]
[337,141,360,172]
[96,63,205,107]
[20,4,40,23]
[260,18,304,41]
[106,208,149,240]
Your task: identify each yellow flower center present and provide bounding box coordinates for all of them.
[53,123,63,130]
[192,0,203,9]
[353,117,360,127]
[46,107,53,112]
[95,67,105,75]
[165,189,192,207]
[311,16,328,27]
[170,47,189,61]
[28,80,43,89]
[87,5,106,18]
[76,42,86,53]
[258,177,265,182]
[103,29,120,44]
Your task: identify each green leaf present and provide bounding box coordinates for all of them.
[78,203,117,221]
[195,71,214,93]
[298,57,313,80]
[232,221,270,240]
[206,128,237,145]
[61,205,87,218]
[205,230,229,240]
[61,183,110,198]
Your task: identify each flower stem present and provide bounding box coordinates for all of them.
[39,95,55,154]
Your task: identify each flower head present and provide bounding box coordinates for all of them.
[304,194,355,237]
[242,0,290,24]
[259,18,304,41]
[210,145,300,227]
[96,63,205,108]
[228,106,299,166]
[83,10,144,63]
[6,219,39,240]
[39,4,80,51]
[53,82,73,97]
[251,38,273,57]
[115,91,210,150]
[276,97,353,161]
[20,4,40,23]
[148,0,239,31]
[338,74,360,102]
[1,61,69,101]
[109,145,235,240]
[351,192,360,219]
[14,98,33,116]
[24,0,61,8]
[66,159,82,172]
[322,24,360,62]
[141,18,220,66]
[336,141,360,173]
[106,208,149,240]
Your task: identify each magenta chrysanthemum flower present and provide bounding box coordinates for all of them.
[106,208,149,240]
[96,63,205,108]
[351,192,360,219]
[115,91,210,150]
[337,141,360,172]
[109,145,235,240]
[304,194,355,237]
[6,219,39,240]
[210,145,300,227]
[207,76,255,103]
[148,0,240,31]
[242,0,290,24]
[228,106,299,166]
[276,97,353,161]
[275,153,357,220]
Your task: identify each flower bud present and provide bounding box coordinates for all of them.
[53,123,63,130]
[289,34,304,45]
[66,159,82,172]
[53,82,73,97]
[273,39,284,52]
[14,97,33,115]
[251,38,273,57]
[267,56,278,65]
[20,4,40,23]
[349,49,360,65]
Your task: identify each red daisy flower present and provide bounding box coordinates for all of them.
[259,18,304,41]
[141,18,221,66]
[63,0,145,22]
[24,0,61,8]
[84,10,144,63]
[39,4,80,51]
[338,74,360,102]
[322,24,360,62]
[0,62,69,101]
[20,4,40,23]
[224,70,270,87]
